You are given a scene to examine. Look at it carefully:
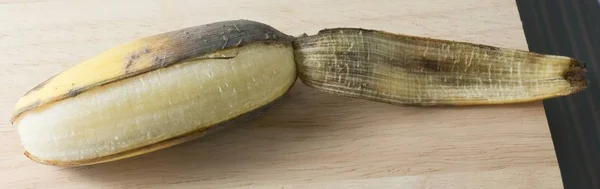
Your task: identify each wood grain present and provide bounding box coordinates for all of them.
[0,0,563,188]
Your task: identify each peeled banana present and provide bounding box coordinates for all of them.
[11,20,587,166]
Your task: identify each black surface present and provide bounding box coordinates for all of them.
[515,0,600,188]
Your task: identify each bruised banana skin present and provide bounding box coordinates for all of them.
[293,28,587,106]
[13,20,297,166]
[13,20,587,167]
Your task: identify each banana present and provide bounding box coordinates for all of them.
[12,20,298,166]
[11,20,587,166]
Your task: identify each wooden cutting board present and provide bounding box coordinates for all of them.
[0,0,563,188]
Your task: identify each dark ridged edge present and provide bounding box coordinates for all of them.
[516,1,600,189]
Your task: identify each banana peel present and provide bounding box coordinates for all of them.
[293,28,586,105]
[11,20,587,166]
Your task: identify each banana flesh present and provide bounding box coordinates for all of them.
[18,43,296,166]
[293,28,587,105]
[11,20,587,166]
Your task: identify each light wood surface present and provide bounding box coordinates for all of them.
[0,0,563,188]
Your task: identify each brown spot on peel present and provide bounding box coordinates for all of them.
[66,88,84,98]
[23,73,59,95]
[125,46,152,72]
[153,54,167,68]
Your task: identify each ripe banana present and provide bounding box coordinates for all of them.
[11,20,587,166]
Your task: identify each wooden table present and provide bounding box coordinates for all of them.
[0,0,563,188]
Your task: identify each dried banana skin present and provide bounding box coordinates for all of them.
[293,28,587,105]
